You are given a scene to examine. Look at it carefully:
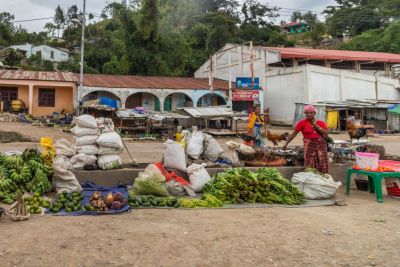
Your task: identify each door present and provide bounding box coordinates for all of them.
[164,96,172,112]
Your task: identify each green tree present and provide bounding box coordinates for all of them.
[54,5,66,38]
[0,12,15,45]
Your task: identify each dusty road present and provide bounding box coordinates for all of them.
[0,190,399,267]
[1,122,400,266]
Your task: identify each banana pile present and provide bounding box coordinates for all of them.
[0,148,53,204]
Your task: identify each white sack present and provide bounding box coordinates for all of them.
[71,126,98,137]
[74,135,98,146]
[187,163,211,193]
[97,146,123,155]
[97,155,122,170]
[70,153,97,169]
[55,138,75,157]
[74,115,97,129]
[144,163,163,175]
[202,134,224,161]
[76,145,99,155]
[163,139,187,171]
[97,132,123,149]
[292,172,342,200]
[96,118,115,133]
[186,131,204,160]
[52,155,82,193]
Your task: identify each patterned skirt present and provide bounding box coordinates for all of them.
[303,137,329,174]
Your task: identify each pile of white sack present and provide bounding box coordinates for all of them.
[71,115,99,169]
[96,118,123,170]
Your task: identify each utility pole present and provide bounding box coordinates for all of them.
[250,41,254,88]
[78,0,86,113]
[209,55,213,93]
[228,50,232,108]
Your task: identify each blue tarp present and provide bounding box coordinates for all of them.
[99,96,119,109]
[46,182,130,216]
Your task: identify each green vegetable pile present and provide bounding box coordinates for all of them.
[203,168,305,205]
[0,148,53,204]
[130,173,169,197]
[24,192,51,214]
[128,194,180,208]
[179,194,223,208]
[49,191,84,213]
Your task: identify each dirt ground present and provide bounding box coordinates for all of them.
[1,122,400,266]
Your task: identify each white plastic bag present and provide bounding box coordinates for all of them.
[292,172,342,200]
[163,139,187,171]
[70,154,97,169]
[97,146,123,155]
[202,134,224,161]
[97,155,122,170]
[187,163,211,193]
[74,115,97,129]
[52,155,82,193]
[96,118,115,133]
[71,126,98,137]
[97,132,123,149]
[76,145,99,155]
[54,138,75,157]
[186,131,204,160]
[239,144,255,155]
[74,135,98,146]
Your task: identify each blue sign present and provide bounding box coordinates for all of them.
[236,77,260,89]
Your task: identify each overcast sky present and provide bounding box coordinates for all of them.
[1,0,336,33]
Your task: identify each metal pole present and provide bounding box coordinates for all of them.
[250,41,254,88]
[228,51,232,108]
[78,0,86,113]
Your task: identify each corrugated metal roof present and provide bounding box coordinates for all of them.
[0,70,77,82]
[80,74,235,90]
[265,47,400,63]
[182,106,241,118]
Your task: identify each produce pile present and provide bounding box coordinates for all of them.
[128,194,180,208]
[203,168,305,205]
[0,148,53,204]
[179,194,223,208]
[49,191,84,213]
[25,192,51,214]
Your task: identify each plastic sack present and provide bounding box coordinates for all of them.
[71,126,98,137]
[292,172,342,200]
[52,155,82,193]
[187,163,211,193]
[97,155,122,170]
[96,118,115,133]
[76,145,99,155]
[54,138,75,157]
[74,115,97,129]
[186,131,204,160]
[224,141,241,166]
[131,172,169,197]
[98,146,123,156]
[165,180,187,196]
[74,135,98,146]
[163,139,187,171]
[70,154,97,169]
[202,134,224,161]
[97,132,123,149]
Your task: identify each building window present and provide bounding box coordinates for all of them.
[50,51,54,59]
[0,87,18,101]
[38,88,55,107]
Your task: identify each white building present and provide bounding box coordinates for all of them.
[10,43,69,62]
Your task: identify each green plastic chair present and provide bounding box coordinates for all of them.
[346,168,400,203]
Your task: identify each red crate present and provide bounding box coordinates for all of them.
[386,181,400,197]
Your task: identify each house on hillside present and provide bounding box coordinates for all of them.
[10,43,69,62]
[280,22,310,34]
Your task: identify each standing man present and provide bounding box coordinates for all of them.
[247,105,265,147]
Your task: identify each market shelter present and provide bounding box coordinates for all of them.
[0,70,77,117]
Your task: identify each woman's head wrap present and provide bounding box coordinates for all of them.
[304,105,317,113]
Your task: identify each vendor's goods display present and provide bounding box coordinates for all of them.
[203,168,305,205]
[25,192,50,214]
[179,194,223,208]
[130,172,169,197]
[49,191,84,213]
[128,194,179,208]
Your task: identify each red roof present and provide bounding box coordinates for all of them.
[265,47,400,63]
[0,70,77,82]
[80,74,235,90]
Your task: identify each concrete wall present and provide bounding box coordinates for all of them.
[32,86,74,116]
[265,65,400,125]
[31,45,69,62]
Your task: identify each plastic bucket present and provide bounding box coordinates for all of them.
[355,152,379,169]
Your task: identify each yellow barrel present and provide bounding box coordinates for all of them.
[11,100,23,112]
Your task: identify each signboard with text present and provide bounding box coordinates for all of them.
[232,90,259,101]
[236,77,260,89]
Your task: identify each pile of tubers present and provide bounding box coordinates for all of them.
[89,191,127,211]
[90,191,107,211]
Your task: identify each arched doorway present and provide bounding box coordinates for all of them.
[82,91,121,108]
[197,93,227,107]
[164,93,193,111]
[126,92,160,111]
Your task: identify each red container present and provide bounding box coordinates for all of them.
[386,182,400,197]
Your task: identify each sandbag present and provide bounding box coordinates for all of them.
[70,154,97,169]
[186,131,204,160]
[292,172,342,200]
[97,132,123,149]
[74,115,97,129]
[52,155,82,193]
[74,135,98,146]
[71,126,98,137]
[187,163,211,193]
[96,118,115,133]
[97,146,123,156]
[76,145,99,155]
[163,139,187,171]
[54,138,75,157]
[202,134,224,161]
[97,155,122,170]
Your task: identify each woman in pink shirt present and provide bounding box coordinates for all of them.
[283,105,329,173]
